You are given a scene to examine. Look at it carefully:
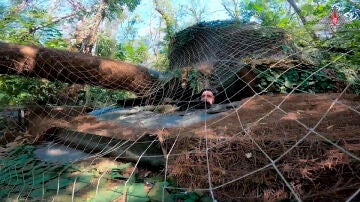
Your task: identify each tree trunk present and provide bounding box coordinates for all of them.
[82,2,107,105]
[154,0,176,38]
[29,12,79,34]
[80,0,106,54]
[221,0,241,21]
[286,0,318,41]
[0,42,157,96]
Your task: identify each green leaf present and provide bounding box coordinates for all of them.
[127,195,150,202]
[91,185,125,202]
[188,192,200,200]
[24,173,57,186]
[199,196,214,202]
[112,185,125,192]
[77,172,93,183]
[91,191,123,202]
[66,172,93,193]
[110,171,127,180]
[148,182,174,202]
[45,178,74,190]
[127,183,147,197]
[284,79,292,88]
[29,188,45,198]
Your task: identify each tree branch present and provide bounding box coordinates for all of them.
[29,12,79,34]
[286,0,318,41]
[0,42,158,96]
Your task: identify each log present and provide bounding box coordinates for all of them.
[46,127,165,168]
[0,42,158,96]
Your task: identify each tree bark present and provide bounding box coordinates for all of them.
[0,42,157,96]
[286,0,318,41]
[221,0,241,21]
[154,0,176,38]
[29,12,79,34]
[79,0,106,54]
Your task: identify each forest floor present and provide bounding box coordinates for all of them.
[1,93,359,201]
[19,93,360,145]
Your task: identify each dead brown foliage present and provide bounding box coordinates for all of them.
[19,93,360,201]
[164,93,360,201]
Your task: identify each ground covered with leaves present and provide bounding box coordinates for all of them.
[165,93,360,201]
[0,93,359,201]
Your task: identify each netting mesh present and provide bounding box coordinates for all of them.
[1,15,360,202]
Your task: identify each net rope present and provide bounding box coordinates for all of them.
[0,7,359,202]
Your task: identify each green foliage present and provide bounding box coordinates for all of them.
[0,4,64,45]
[0,75,131,107]
[121,40,149,65]
[44,38,69,49]
[108,162,132,180]
[242,0,358,94]
[243,0,295,27]
[0,1,144,107]
[77,86,133,107]
[96,35,121,59]
[154,0,177,40]
[322,20,360,93]
[0,76,65,106]
[147,182,174,202]
[153,49,170,72]
[188,68,200,93]
[0,3,71,106]
[0,0,358,108]
[255,68,336,94]
[104,0,141,20]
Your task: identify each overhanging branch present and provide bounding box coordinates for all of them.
[0,42,158,96]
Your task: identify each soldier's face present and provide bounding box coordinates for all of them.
[201,90,214,105]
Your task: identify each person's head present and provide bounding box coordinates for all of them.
[200,89,215,105]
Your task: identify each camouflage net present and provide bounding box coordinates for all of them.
[0,15,359,202]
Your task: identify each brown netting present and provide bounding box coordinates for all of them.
[1,17,359,202]
[9,93,358,201]
[165,94,360,201]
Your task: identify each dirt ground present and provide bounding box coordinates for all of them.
[2,93,359,201]
[22,93,359,140]
[164,93,360,201]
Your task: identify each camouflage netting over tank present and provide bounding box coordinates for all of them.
[168,20,304,94]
